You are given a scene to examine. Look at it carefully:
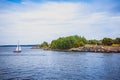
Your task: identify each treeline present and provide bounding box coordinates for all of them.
[51,35,87,49]
[40,35,120,49]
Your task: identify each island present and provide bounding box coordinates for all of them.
[32,35,120,53]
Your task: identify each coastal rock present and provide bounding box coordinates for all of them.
[32,45,120,53]
[68,46,120,53]
[69,47,82,52]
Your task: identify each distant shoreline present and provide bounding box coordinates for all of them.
[0,45,39,47]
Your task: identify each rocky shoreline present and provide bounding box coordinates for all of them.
[32,45,120,53]
[68,46,120,53]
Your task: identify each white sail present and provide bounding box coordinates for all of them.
[19,45,21,51]
[16,46,19,51]
[14,41,21,52]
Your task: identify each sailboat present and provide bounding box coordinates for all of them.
[13,41,22,53]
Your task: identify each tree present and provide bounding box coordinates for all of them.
[87,39,101,45]
[102,38,113,46]
[114,38,120,44]
[50,35,87,49]
[40,41,49,48]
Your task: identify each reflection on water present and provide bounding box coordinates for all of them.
[0,47,120,80]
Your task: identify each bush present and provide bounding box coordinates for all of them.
[50,35,87,49]
[40,41,48,48]
[114,38,120,44]
[102,38,113,46]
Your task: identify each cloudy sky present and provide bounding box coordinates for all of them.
[0,0,120,45]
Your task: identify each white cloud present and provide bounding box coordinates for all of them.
[0,1,120,45]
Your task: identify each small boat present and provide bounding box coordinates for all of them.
[13,41,21,53]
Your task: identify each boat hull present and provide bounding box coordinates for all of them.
[13,51,21,53]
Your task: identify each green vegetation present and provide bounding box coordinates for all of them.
[87,40,102,45]
[40,35,120,49]
[50,35,87,49]
[40,41,49,48]
[102,38,113,46]
[114,38,120,44]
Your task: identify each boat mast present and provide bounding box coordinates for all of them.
[18,40,19,51]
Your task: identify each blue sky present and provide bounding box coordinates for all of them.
[0,0,120,45]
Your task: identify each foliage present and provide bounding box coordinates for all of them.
[50,35,87,49]
[112,44,120,47]
[102,38,113,46]
[40,36,120,49]
[40,41,49,48]
[114,38,120,44]
[87,40,101,45]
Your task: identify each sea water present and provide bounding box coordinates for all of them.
[0,47,120,80]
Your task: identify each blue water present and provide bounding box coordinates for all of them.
[0,47,120,80]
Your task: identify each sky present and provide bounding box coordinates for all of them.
[0,0,120,45]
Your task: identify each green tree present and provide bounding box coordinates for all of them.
[50,35,87,49]
[114,38,120,44]
[88,40,101,45]
[40,41,49,48]
[102,38,113,46]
